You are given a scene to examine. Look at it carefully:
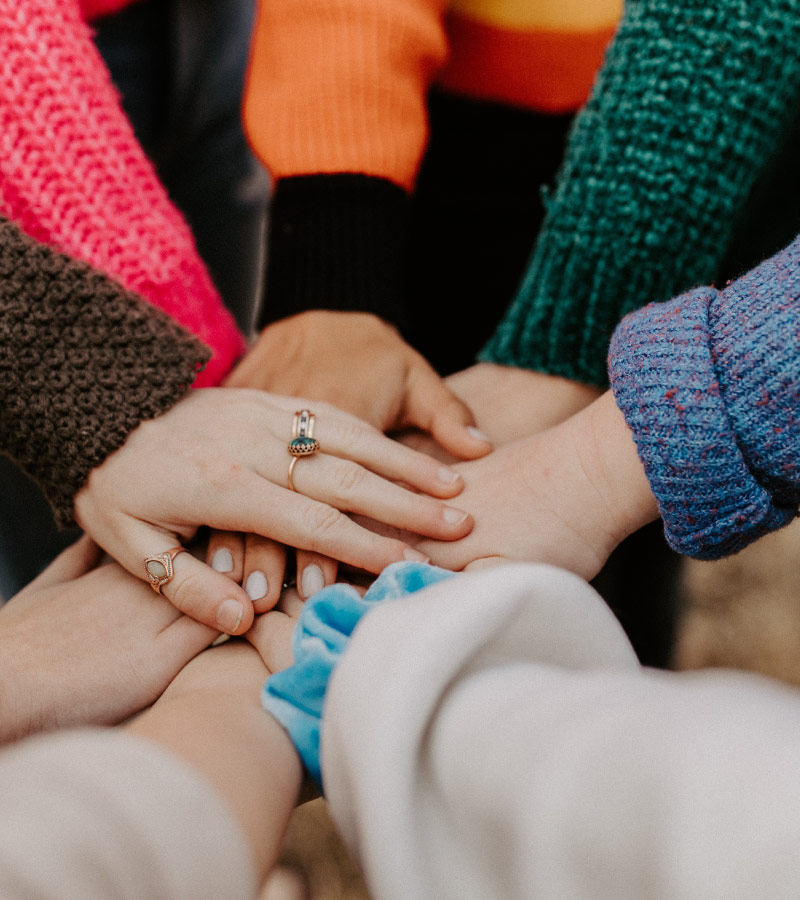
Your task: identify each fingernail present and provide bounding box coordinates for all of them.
[443,506,469,526]
[245,570,268,601]
[404,548,430,563]
[211,548,234,573]
[467,426,490,443]
[301,564,325,598]
[216,598,244,634]
[438,466,461,484]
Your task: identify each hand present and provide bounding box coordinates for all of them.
[446,363,603,445]
[226,311,493,459]
[415,393,659,579]
[0,536,217,745]
[74,388,473,635]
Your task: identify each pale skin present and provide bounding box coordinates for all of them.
[213,310,494,601]
[0,403,657,890]
[353,391,659,579]
[212,312,603,598]
[127,641,301,886]
[73,388,473,635]
[415,391,659,577]
[0,539,303,890]
[0,536,216,746]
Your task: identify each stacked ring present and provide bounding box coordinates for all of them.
[288,409,320,492]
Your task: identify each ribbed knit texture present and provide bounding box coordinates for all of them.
[0,0,244,387]
[0,217,209,527]
[482,0,800,386]
[609,235,800,560]
[259,175,410,331]
[244,0,448,191]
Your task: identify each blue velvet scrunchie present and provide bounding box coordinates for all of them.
[262,561,454,789]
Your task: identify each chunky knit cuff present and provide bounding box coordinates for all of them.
[482,0,800,386]
[609,238,800,559]
[0,218,210,526]
[258,174,410,333]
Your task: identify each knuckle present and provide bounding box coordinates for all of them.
[304,502,344,538]
[331,418,363,450]
[167,569,209,618]
[332,460,367,498]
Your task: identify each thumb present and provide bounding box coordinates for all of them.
[115,520,256,636]
[404,359,493,460]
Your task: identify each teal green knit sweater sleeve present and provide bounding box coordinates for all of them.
[480,0,800,386]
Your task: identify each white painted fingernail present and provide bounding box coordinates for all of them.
[438,466,461,484]
[467,426,490,443]
[301,564,325,598]
[443,507,469,525]
[216,598,244,634]
[211,548,234,573]
[245,570,268,601]
[404,549,429,563]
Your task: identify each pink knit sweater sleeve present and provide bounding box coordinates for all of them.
[0,0,245,386]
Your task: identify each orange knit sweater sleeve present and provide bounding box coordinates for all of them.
[244,0,448,191]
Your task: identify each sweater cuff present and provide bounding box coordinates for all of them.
[608,287,795,559]
[0,218,209,526]
[262,562,454,790]
[259,174,411,332]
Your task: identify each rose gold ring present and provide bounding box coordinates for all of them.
[144,546,189,594]
[287,409,319,492]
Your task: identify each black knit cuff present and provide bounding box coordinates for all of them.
[259,174,410,332]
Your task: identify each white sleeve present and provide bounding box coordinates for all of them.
[323,562,800,900]
[0,729,256,900]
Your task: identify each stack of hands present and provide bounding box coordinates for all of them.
[71,310,658,636]
[67,311,656,634]
[1,309,658,747]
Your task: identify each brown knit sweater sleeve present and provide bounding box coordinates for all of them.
[0,216,211,526]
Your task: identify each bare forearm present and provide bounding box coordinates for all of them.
[127,644,301,881]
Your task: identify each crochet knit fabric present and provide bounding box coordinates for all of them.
[482,0,800,386]
[0,217,209,527]
[609,235,800,560]
[0,0,244,386]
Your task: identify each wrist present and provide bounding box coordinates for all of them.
[577,391,659,546]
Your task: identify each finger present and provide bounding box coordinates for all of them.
[15,533,102,594]
[126,522,255,636]
[246,609,297,673]
[295,550,337,600]
[210,472,430,575]
[283,453,473,541]
[206,531,244,583]
[267,398,464,500]
[414,533,474,571]
[153,615,220,680]
[463,555,508,572]
[404,361,493,460]
[242,534,285,613]
[277,585,305,619]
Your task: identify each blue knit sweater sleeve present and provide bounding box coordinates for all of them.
[608,235,800,559]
